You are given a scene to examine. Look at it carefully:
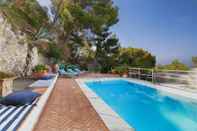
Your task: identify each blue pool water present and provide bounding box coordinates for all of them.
[86,80,197,131]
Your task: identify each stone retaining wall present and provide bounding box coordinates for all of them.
[0,15,48,76]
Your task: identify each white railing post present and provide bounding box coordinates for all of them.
[138,68,141,79]
[152,69,154,83]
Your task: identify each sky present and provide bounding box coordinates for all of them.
[37,0,55,21]
[111,0,197,65]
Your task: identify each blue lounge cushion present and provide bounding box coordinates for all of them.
[59,69,66,75]
[59,64,66,70]
[40,75,54,80]
[0,90,41,106]
[67,69,79,75]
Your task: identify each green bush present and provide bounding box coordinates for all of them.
[112,66,128,74]
[88,65,101,73]
[157,59,189,71]
[192,56,197,67]
[118,48,156,68]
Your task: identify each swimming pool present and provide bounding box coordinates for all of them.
[86,79,197,131]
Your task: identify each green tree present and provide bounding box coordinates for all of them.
[158,59,189,71]
[2,0,159,73]
[94,30,120,72]
[53,0,119,70]
[2,0,119,67]
[76,42,95,69]
[0,0,49,38]
[118,48,156,68]
[46,43,63,63]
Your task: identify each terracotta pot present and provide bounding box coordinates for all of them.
[51,64,59,73]
[32,71,48,79]
[46,65,52,73]
[122,73,128,78]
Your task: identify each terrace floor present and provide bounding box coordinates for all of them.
[34,77,109,131]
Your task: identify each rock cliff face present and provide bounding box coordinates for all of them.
[0,15,48,76]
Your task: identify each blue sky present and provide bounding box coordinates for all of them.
[37,0,55,21]
[111,0,197,65]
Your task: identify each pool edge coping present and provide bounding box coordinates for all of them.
[76,78,135,131]
[123,78,197,101]
[19,74,59,131]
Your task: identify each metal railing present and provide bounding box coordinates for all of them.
[128,68,197,92]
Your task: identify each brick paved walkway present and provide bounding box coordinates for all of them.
[34,78,109,131]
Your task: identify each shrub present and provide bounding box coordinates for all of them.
[118,48,156,68]
[112,66,128,74]
[157,59,189,71]
[192,57,197,67]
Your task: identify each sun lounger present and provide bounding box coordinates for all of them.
[66,65,86,74]
[29,74,56,88]
[0,99,38,131]
[0,74,58,131]
[66,69,79,76]
[19,74,58,131]
[73,68,86,74]
[29,79,54,88]
[58,69,75,77]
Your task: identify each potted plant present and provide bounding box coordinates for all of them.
[32,64,48,79]
[51,59,59,73]
[47,43,61,73]
[0,72,16,96]
[122,71,128,78]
